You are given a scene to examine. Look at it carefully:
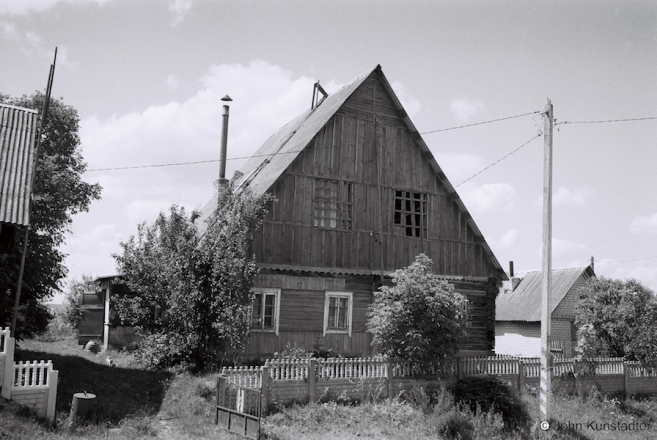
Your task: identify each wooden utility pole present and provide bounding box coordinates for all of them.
[11,48,57,338]
[540,98,554,425]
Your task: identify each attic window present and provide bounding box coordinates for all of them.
[314,179,353,230]
[394,190,427,238]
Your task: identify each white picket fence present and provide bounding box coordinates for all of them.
[220,354,655,389]
[0,327,58,425]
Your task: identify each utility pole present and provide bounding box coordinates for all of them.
[540,98,554,427]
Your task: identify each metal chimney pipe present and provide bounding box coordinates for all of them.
[509,261,514,278]
[219,95,232,181]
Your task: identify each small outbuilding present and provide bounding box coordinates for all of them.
[495,265,595,357]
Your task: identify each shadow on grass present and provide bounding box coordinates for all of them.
[16,348,173,425]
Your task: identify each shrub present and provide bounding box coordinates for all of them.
[134,331,198,371]
[449,376,531,432]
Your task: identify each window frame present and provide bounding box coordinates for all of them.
[250,287,281,335]
[323,291,353,336]
[393,190,428,238]
[313,178,353,230]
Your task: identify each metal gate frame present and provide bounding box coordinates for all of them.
[215,375,261,439]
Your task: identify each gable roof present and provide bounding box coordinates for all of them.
[199,65,507,280]
[0,103,39,226]
[496,266,595,321]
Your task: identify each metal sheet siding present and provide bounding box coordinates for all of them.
[496,267,588,321]
[0,104,38,226]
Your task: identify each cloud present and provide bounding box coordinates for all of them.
[459,183,515,213]
[391,81,421,119]
[14,29,74,68]
[493,229,518,250]
[533,186,595,207]
[630,212,657,234]
[537,238,589,265]
[164,74,183,90]
[433,152,486,184]
[0,0,110,16]
[594,259,657,294]
[169,0,192,27]
[449,98,484,122]
[1,20,17,38]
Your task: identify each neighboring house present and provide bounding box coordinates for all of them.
[495,265,596,358]
[0,103,39,253]
[197,65,507,358]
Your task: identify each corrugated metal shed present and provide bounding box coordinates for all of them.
[0,103,39,226]
[496,266,594,321]
[198,65,507,280]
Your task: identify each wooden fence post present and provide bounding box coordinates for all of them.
[457,357,463,381]
[308,359,317,403]
[517,359,524,392]
[2,336,14,399]
[260,367,270,413]
[46,369,58,426]
[385,360,394,399]
[624,361,630,395]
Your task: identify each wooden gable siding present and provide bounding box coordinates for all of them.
[252,73,496,278]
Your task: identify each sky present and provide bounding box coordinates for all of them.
[1,0,656,303]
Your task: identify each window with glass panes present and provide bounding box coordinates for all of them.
[324,291,352,335]
[393,190,427,238]
[251,288,279,332]
[313,179,353,230]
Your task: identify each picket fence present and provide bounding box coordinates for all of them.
[220,355,657,390]
[0,327,59,425]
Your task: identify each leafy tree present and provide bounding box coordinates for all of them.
[575,276,657,366]
[367,253,467,364]
[113,175,273,370]
[0,92,102,338]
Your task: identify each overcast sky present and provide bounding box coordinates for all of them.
[1,0,656,303]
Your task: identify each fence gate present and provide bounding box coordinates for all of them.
[215,375,261,439]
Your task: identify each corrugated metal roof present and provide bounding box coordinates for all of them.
[198,65,507,280]
[496,266,595,321]
[0,103,39,226]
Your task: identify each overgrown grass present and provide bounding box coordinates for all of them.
[3,336,657,439]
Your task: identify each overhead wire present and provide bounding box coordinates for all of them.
[86,110,542,172]
[556,116,657,126]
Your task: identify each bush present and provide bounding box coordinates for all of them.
[134,331,198,371]
[449,376,531,432]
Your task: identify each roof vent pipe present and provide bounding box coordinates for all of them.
[219,95,232,182]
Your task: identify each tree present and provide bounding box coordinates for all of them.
[575,276,657,366]
[113,175,273,370]
[367,253,467,364]
[0,92,102,338]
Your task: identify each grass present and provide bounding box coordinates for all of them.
[2,335,657,439]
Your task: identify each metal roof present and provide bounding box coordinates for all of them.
[496,266,595,321]
[0,103,39,226]
[198,65,507,280]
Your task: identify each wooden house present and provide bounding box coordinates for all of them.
[199,65,508,358]
[495,265,595,358]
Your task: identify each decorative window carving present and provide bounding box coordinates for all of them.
[251,288,280,334]
[313,179,353,230]
[393,190,427,237]
[323,291,353,336]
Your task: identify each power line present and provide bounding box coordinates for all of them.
[370,131,543,235]
[453,132,542,188]
[556,116,657,126]
[420,111,541,134]
[86,110,543,172]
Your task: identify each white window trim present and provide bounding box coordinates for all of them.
[251,287,281,336]
[323,291,353,337]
